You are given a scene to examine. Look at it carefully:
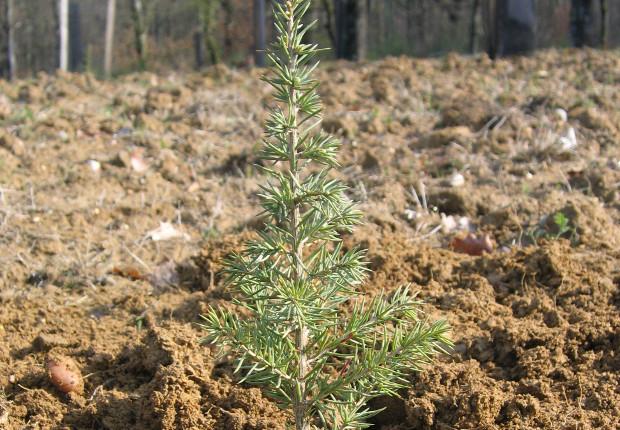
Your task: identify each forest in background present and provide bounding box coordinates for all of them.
[0,0,618,79]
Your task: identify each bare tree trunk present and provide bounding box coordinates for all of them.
[469,0,481,53]
[482,0,500,58]
[376,0,385,51]
[254,0,266,67]
[131,0,147,70]
[104,0,116,77]
[58,0,69,71]
[69,2,83,70]
[335,0,345,58]
[194,30,205,69]
[405,0,414,56]
[320,0,336,51]
[310,2,319,40]
[570,0,595,48]
[356,0,368,61]
[222,0,234,60]
[333,0,367,60]
[335,0,359,59]
[0,0,6,79]
[600,0,608,48]
[3,0,16,79]
[200,0,220,65]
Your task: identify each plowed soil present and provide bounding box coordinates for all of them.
[1,49,619,429]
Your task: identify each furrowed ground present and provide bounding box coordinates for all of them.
[0,49,619,429]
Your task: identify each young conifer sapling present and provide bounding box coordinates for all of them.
[202,1,451,428]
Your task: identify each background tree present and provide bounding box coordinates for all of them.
[600,0,608,47]
[254,0,266,67]
[221,0,234,59]
[130,0,148,70]
[197,0,221,65]
[104,0,116,77]
[8,0,16,79]
[2,0,620,77]
[570,0,595,47]
[469,0,482,53]
[130,0,158,70]
[484,0,536,58]
[69,1,83,70]
[58,0,69,71]
[0,0,17,79]
[356,0,368,60]
[319,0,336,49]
[334,0,367,60]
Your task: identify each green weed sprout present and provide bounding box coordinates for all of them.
[552,212,571,239]
[201,1,451,428]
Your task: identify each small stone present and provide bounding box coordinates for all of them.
[87,159,101,173]
[449,172,465,187]
[554,108,567,122]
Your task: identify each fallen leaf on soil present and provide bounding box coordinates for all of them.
[559,127,578,152]
[46,355,84,395]
[450,233,495,256]
[112,266,146,281]
[147,222,189,241]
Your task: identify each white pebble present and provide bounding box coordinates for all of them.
[555,108,568,122]
[449,173,465,187]
[87,159,101,173]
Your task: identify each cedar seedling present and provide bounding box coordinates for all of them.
[201,1,451,429]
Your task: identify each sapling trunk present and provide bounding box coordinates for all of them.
[202,1,451,429]
[285,13,309,426]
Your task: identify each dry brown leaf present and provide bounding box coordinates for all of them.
[111,266,146,281]
[450,233,495,256]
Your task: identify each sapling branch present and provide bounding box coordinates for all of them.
[201,1,451,429]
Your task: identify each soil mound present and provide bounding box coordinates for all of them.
[1,50,619,429]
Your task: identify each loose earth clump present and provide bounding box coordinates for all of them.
[1,49,619,429]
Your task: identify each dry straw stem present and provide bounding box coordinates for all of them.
[0,389,10,425]
[201,1,451,429]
